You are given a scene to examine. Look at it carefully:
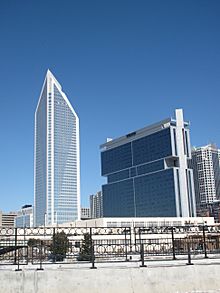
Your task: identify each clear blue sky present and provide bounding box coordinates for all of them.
[0,0,220,212]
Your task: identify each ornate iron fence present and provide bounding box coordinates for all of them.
[1,224,220,269]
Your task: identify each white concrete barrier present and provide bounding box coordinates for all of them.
[1,263,220,293]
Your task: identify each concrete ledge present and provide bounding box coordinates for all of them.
[1,262,220,293]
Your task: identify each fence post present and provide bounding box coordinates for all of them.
[186,241,193,265]
[129,227,132,253]
[37,240,44,271]
[90,228,97,269]
[125,228,128,261]
[26,245,29,265]
[202,225,208,259]
[140,243,146,267]
[139,228,142,254]
[15,248,22,271]
[31,246,34,264]
[53,227,56,263]
[171,227,176,260]
[24,226,26,246]
[14,228,17,265]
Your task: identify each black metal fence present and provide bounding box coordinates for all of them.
[1,224,220,269]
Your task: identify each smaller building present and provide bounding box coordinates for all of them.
[196,201,220,223]
[60,216,215,228]
[90,191,103,219]
[0,211,17,227]
[191,144,220,208]
[81,207,91,220]
[15,205,33,228]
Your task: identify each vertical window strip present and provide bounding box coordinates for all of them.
[186,170,192,216]
[176,169,182,217]
[185,130,189,158]
[182,129,187,155]
[173,128,177,156]
[188,171,195,217]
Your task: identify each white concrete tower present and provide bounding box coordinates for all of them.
[174,109,196,217]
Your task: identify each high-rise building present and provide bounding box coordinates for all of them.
[90,191,103,219]
[34,70,80,226]
[191,144,220,206]
[15,205,33,228]
[81,207,91,220]
[100,109,196,218]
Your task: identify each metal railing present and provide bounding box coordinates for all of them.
[0,224,220,269]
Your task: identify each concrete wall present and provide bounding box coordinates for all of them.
[1,264,220,293]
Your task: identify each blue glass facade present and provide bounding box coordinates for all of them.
[103,179,134,217]
[102,128,177,217]
[101,109,196,218]
[132,128,172,165]
[135,169,176,217]
[101,128,171,176]
[101,142,132,175]
[137,160,164,176]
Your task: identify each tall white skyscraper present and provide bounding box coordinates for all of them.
[34,70,80,226]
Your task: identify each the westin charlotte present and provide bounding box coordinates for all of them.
[101,109,197,218]
[34,70,80,226]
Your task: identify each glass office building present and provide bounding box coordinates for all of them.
[101,109,196,217]
[15,205,33,228]
[34,70,80,226]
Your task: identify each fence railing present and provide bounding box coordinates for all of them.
[1,224,220,269]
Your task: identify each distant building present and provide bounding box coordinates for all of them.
[34,70,80,226]
[195,201,220,223]
[90,191,103,219]
[60,216,214,229]
[191,144,220,207]
[100,109,196,218]
[81,208,91,220]
[211,200,220,222]
[15,205,33,228]
[0,211,17,227]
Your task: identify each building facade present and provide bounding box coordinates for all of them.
[90,191,103,219]
[0,211,17,227]
[15,205,33,228]
[67,216,214,229]
[100,109,196,218]
[195,201,220,223]
[81,207,91,220]
[191,144,220,206]
[34,70,80,226]
[191,144,220,222]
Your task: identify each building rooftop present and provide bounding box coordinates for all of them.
[100,109,189,151]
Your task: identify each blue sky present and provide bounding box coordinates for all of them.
[0,0,220,211]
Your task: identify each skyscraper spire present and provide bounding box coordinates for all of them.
[46,69,62,90]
